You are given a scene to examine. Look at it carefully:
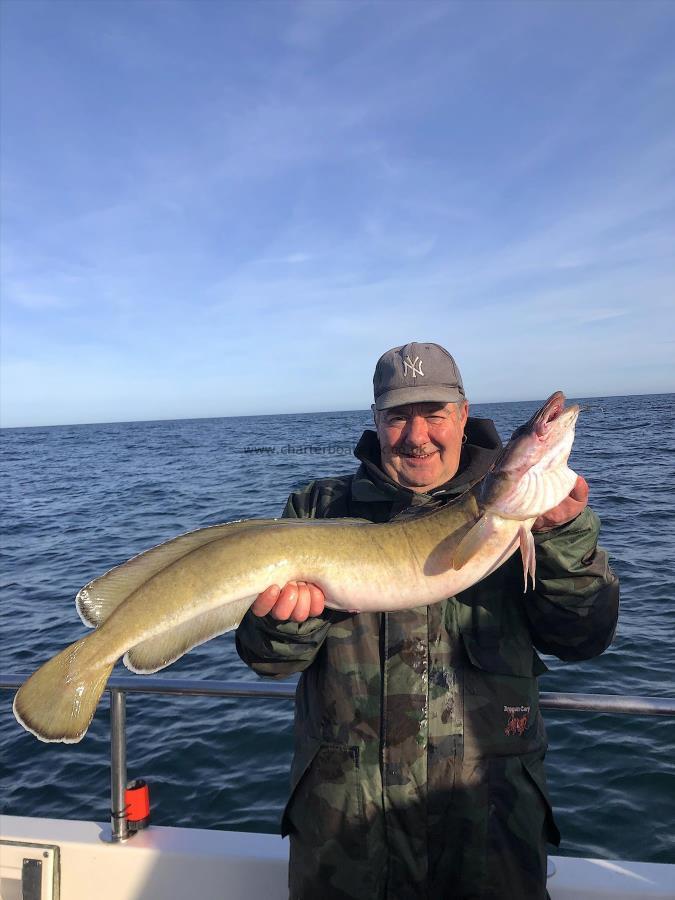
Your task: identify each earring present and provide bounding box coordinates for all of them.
[461,434,467,445]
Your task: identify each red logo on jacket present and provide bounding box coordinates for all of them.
[504,705,530,736]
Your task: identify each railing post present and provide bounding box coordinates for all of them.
[110,689,129,842]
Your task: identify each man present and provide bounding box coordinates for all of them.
[236,342,619,900]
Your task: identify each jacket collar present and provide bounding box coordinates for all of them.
[350,417,503,506]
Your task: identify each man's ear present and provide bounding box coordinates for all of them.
[458,400,469,426]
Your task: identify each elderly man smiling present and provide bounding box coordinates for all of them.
[236,342,619,900]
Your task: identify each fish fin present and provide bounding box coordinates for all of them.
[452,515,497,570]
[124,595,257,674]
[13,638,114,743]
[519,525,536,593]
[76,520,282,628]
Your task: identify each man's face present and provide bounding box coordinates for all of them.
[374,401,469,493]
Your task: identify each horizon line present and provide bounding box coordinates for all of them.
[1,390,672,431]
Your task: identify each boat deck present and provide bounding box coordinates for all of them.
[2,815,674,900]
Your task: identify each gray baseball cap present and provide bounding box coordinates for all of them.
[373,342,465,411]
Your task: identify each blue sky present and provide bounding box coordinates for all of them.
[1,0,673,427]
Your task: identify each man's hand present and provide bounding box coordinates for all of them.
[251,581,326,622]
[532,475,589,532]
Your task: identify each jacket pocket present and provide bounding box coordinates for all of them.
[520,752,561,847]
[460,633,545,757]
[461,630,543,678]
[281,741,365,848]
[281,737,322,837]
[485,753,560,898]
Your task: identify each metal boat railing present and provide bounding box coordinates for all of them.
[2,673,674,844]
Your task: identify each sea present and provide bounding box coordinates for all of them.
[1,393,673,864]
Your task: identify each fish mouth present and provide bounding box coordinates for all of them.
[533,391,580,439]
[508,391,579,444]
[535,391,565,436]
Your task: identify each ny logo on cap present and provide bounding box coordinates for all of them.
[403,355,424,378]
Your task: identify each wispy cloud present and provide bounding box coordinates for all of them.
[577,308,628,324]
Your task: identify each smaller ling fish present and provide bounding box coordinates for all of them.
[13,392,580,743]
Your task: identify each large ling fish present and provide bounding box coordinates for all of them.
[14,392,579,743]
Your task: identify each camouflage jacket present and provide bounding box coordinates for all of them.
[236,419,620,899]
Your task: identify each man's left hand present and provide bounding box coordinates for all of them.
[532,475,589,532]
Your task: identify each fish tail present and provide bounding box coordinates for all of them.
[13,637,114,743]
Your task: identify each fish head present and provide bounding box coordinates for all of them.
[480,391,580,520]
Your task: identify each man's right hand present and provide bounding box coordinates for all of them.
[250,582,326,622]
